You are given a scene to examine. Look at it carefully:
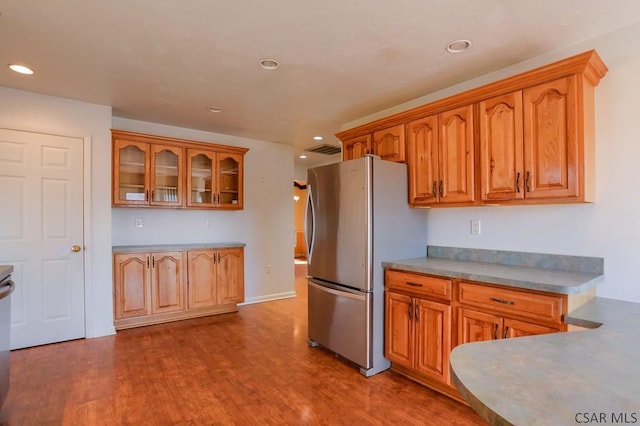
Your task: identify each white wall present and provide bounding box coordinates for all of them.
[111,118,295,303]
[0,87,115,337]
[343,22,640,303]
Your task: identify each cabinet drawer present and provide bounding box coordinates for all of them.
[385,270,452,301]
[458,282,564,323]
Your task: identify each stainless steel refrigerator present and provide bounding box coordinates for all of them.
[305,155,427,377]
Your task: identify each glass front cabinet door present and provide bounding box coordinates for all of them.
[113,140,150,206]
[150,145,184,207]
[187,149,243,209]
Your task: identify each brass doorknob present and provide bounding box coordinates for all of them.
[71,245,82,253]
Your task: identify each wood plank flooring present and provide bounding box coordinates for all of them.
[0,263,485,425]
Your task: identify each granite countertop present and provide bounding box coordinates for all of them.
[113,242,245,253]
[450,297,640,426]
[382,246,604,294]
[0,265,13,282]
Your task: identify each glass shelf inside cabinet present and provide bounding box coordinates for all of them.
[153,149,180,202]
[119,145,146,201]
[191,154,212,204]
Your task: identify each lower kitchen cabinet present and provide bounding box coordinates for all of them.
[458,308,558,344]
[113,246,244,330]
[384,269,569,403]
[385,270,456,399]
[187,247,244,308]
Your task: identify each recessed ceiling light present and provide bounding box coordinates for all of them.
[9,64,34,75]
[445,39,472,53]
[313,135,323,141]
[207,106,223,113]
[299,154,308,159]
[259,59,280,70]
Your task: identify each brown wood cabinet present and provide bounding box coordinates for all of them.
[113,246,244,330]
[384,268,580,403]
[338,50,607,207]
[187,247,244,309]
[342,134,371,161]
[113,251,186,321]
[372,125,405,162]
[385,270,455,398]
[407,105,475,206]
[112,130,247,210]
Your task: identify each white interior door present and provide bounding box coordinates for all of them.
[0,128,85,349]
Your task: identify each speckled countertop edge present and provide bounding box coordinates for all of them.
[450,297,640,426]
[0,265,13,281]
[382,257,603,294]
[113,242,245,253]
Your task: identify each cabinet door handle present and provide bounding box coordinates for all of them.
[152,256,155,268]
[503,326,510,339]
[408,305,412,321]
[490,297,515,305]
[515,172,520,193]
[439,180,444,198]
[525,171,531,192]
[432,181,437,197]
[145,190,149,201]
[146,256,150,268]
[493,324,498,340]
[406,282,423,287]
[152,190,155,201]
[414,305,419,322]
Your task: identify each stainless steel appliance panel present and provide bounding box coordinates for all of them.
[306,159,372,291]
[307,279,371,369]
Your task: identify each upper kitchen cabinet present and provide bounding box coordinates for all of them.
[342,134,372,161]
[187,149,244,209]
[112,130,248,210]
[372,125,405,162]
[339,126,405,163]
[480,76,591,203]
[407,105,475,207]
[336,50,607,207]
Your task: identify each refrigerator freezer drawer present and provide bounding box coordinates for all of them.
[307,279,371,369]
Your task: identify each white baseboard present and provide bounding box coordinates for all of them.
[239,291,297,306]
[87,326,117,338]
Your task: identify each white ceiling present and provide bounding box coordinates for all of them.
[3,1,640,167]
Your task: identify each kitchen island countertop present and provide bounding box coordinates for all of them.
[450,297,640,425]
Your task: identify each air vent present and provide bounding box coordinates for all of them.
[304,144,342,155]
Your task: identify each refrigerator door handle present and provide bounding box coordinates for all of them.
[304,184,315,264]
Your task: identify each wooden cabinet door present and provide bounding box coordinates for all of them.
[458,308,502,345]
[439,105,475,204]
[151,251,185,314]
[373,125,405,162]
[113,253,151,319]
[503,318,558,339]
[414,298,451,384]
[385,291,413,369]
[407,115,439,205]
[217,153,243,209]
[479,92,525,201]
[187,250,217,309]
[342,135,372,161]
[150,144,184,207]
[523,76,579,199]
[112,140,150,206]
[217,248,244,304]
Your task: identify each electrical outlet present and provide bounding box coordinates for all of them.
[266,264,272,274]
[206,219,212,228]
[135,218,144,228]
[471,220,481,235]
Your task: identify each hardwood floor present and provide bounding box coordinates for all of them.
[0,263,485,425]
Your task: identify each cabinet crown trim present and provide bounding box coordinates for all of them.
[111,129,249,155]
